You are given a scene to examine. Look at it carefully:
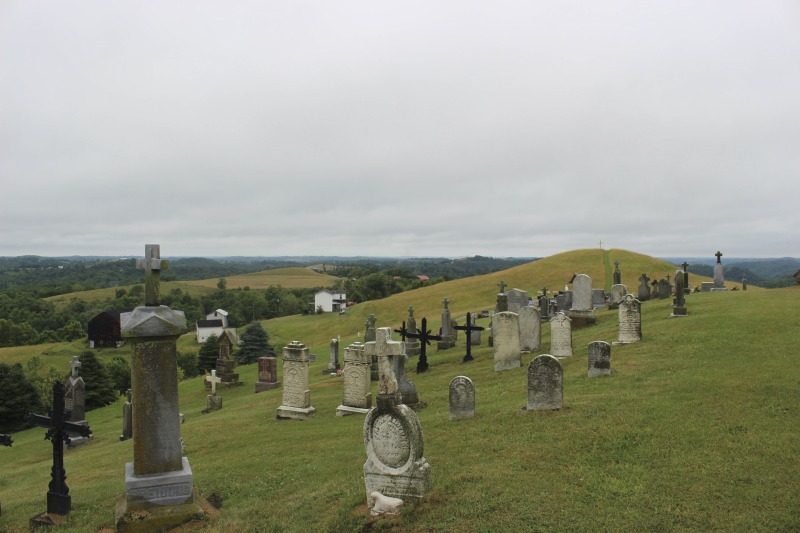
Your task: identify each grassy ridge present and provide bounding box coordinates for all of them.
[2,250,790,532]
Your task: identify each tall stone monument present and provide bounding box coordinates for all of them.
[366,314,379,381]
[682,261,691,294]
[214,329,241,386]
[671,269,688,317]
[568,274,596,327]
[437,298,455,350]
[324,338,340,374]
[116,244,203,532]
[405,306,420,356]
[337,342,372,416]
[712,251,727,291]
[363,328,431,510]
[64,356,91,447]
[276,341,316,420]
[613,261,622,285]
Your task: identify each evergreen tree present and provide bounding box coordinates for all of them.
[198,333,220,373]
[74,350,118,409]
[0,362,43,433]
[237,321,276,365]
[106,355,131,395]
[177,351,200,378]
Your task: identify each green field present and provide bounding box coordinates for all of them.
[1,250,795,532]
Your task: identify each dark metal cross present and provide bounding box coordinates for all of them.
[453,312,485,363]
[393,321,409,342]
[28,381,92,516]
[0,434,11,447]
[715,251,723,264]
[136,244,169,306]
[405,317,442,373]
[682,261,689,272]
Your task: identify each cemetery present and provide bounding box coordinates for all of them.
[0,248,798,531]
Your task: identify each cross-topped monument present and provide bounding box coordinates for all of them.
[69,356,81,378]
[28,381,93,516]
[136,244,169,306]
[205,370,222,395]
[497,280,507,294]
[715,251,723,264]
[453,312,484,363]
[365,328,405,396]
[406,317,442,373]
[442,297,449,310]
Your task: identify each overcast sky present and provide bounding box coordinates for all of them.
[1,1,798,259]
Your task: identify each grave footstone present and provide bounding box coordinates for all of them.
[492,311,521,371]
[28,381,92,521]
[116,245,203,531]
[518,306,541,353]
[568,274,596,326]
[712,251,727,291]
[671,269,688,317]
[337,342,372,416]
[550,312,573,358]
[588,341,611,377]
[448,376,475,420]
[609,284,627,310]
[437,298,455,350]
[526,355,563,411]
[120,389,132,441]
[613,294,642,345]
[405,306,420,356]
[255,357,280,393]
[638,274,651,301]
[276,341,316,420]
[363,328,431,509]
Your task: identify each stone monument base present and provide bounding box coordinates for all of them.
[115,487,205,533]
[567,311,596,329]
[436,339,455,350]
[494,357,521,372]
[322,366,340,375]
[123,458,194,508]
[671,307,688,317]
[203,395,222,412]
[276,405,316,420]
[612,340,640,346]
[336,405,371,416]
[701,282,714,292]
[255,381,280,393]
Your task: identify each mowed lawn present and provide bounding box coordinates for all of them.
[1,251,793,532]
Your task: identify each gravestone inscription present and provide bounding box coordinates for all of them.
[550,312,573,358]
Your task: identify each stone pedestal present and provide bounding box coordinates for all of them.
[671,306,688,317]
[337,342,372,416]
[364,395,431,509]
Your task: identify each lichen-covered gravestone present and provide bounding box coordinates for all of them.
[614,294,642,345]
[492,311,521,371]
[549,312,573,358]
[638,274,651,301]
[116,244,203,532]
[588,341,611,377]
[337,342,372,416]
[526,355,563,411]
[609,284,627,310]
[276,341,316,420]
[518,306,541,353]
[448,376,475,420]
[363,328,431,509]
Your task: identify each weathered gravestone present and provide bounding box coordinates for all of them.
[712,251,727,291]
[214,329,241,387]
[671,269,688,317]
[613,294,642,345]
[538,287,551,322]
[120,389,132,442]
[64,355,91,447]
[518,306,541,353]
[28,381,93,522]
[555,293,566,314]
[405,306,420,356]
[526,355,563,411]
[550,312,573,358]
[337,342,372,416]
[437,298,455,350]
[324,337,340,374]
[276,341,316,420]
[492,311,521,371]
[449,376,475,420]
[651,279,660,298]
[682,262,691,294]
[638,274,651,301]
[613,261,622,285]
[495,292,508,313]
[363,328,431,510]
[568,274,596,326]
[742,276,747,290]
[116,244,203,532]
[506,288,529,314]
[592,288,607,310]
[453,312,484,362]
[588,341,611,377]
[366,314,378,381]
[255,356,280,393]
[469,313,482,346]
[609,284,627,310]
[658,278,671,299]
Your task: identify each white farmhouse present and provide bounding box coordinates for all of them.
[206,309,228,327]
[314,289,347,313]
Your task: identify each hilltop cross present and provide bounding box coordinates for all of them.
[136,244,169,306]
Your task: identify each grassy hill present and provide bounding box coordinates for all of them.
[2,250,794,532]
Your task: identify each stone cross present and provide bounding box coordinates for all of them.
[205,370,222,395]
[365,328,404,396]
[682,261,689,272]
[541,287,548,297]
[408,305,414,317]
[136,244,169,306]
[497,280,507,293]
[614,261,619,269]
[715,251,723,264]
[28,381,92,516]
[453,312,484,363]
[69,356,81,378]
[442,297,449,310]
[405,317,442,373]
